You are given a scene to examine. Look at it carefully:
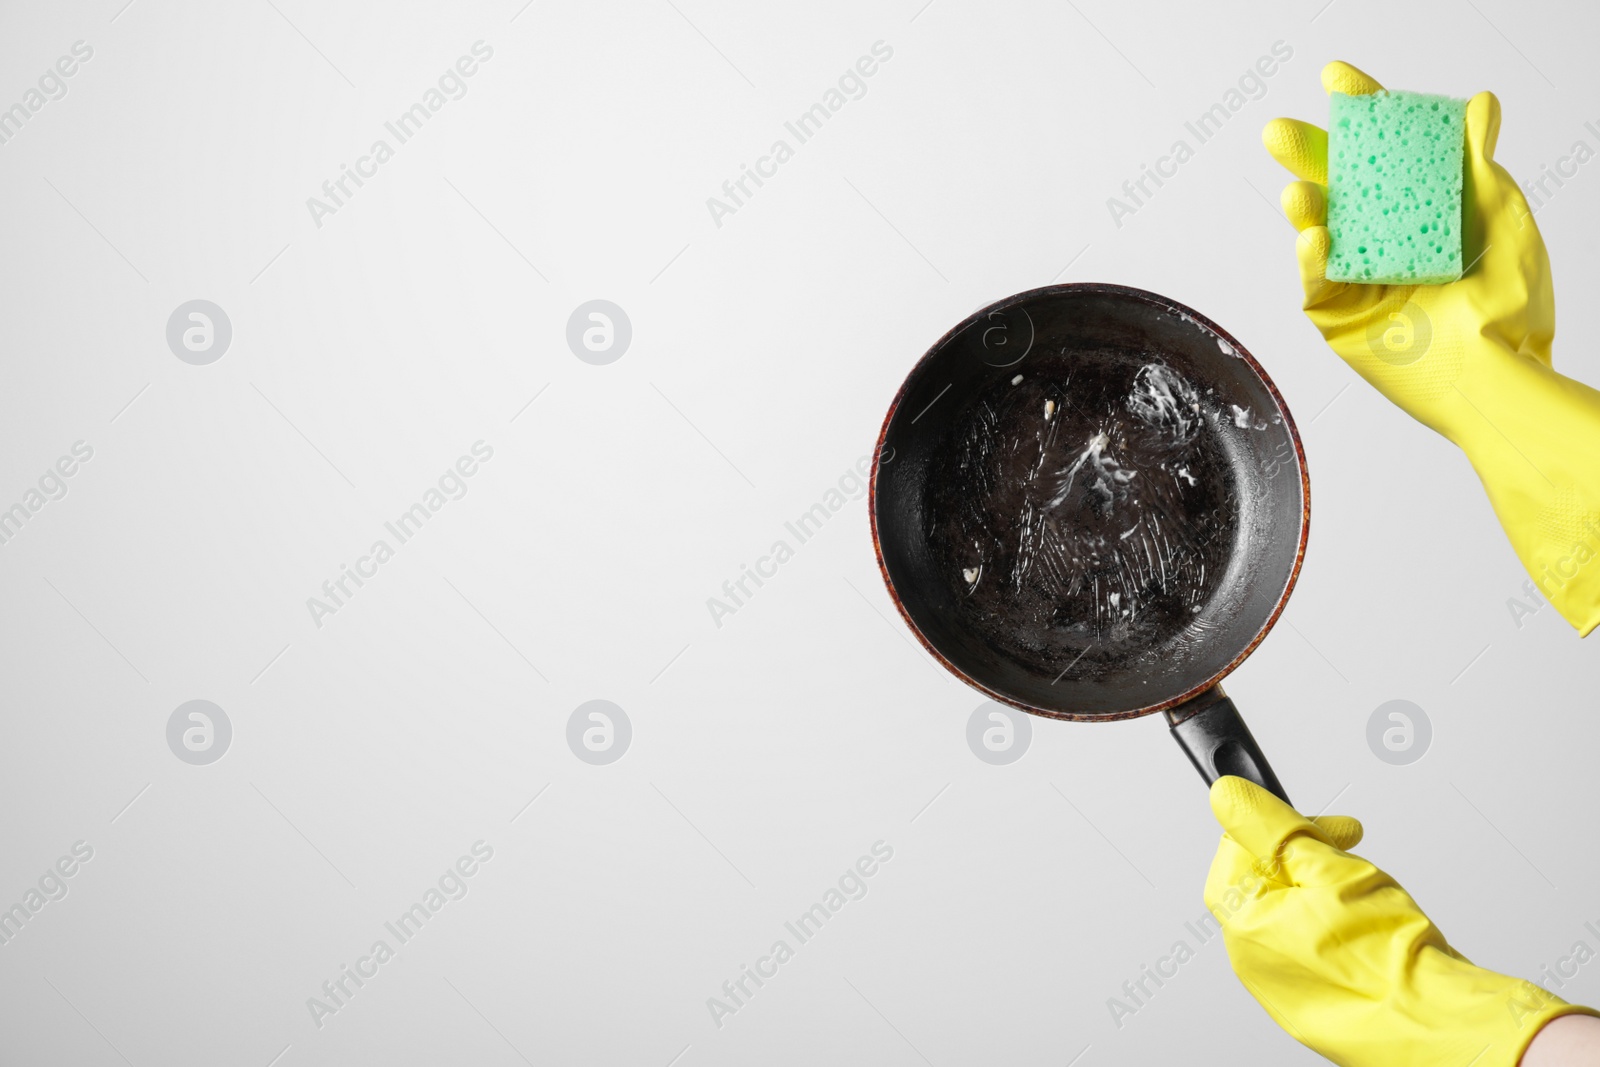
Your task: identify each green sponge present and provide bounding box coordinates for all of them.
[1326,90,1466,284]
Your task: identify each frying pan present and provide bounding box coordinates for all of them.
[870,284,1307,802]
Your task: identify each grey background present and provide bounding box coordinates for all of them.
[1,0,1596,1063]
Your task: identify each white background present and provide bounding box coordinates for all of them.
[1,0,1597,1063]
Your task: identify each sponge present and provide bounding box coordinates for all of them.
[1326,90,1466,284]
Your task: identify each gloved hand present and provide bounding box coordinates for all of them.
[1207,775,1597,1066]
[1264,60,1600,636]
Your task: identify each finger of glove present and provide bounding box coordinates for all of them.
[1462,88,1542,253]
[1462,90,1518,261]
[1320,60,1384,97]
[1465,90,1503,168]
[1281,181,1325,232]
[1308,814,1363,851]
[1261,61,1379,187]
[1210,775,1333,861]
[1263,119,1328,184]
[1294,225,1337,303]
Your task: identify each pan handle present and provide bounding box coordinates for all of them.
[1165,687,1289,805]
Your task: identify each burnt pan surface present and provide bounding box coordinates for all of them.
[870,284,1308,720]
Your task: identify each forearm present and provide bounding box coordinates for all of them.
[1523,1013,1600,1067]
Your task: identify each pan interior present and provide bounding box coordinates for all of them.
[874,286,1305,719]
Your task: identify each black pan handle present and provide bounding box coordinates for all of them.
[1165,687,1289,805]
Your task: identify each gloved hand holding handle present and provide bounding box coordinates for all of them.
[1265,61,1600,636]
[1207,776,1599,1066]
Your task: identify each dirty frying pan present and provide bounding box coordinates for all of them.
[870,284,1307,802]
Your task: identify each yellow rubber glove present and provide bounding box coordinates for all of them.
[1207,776,1598,1066]
[1264,61,1600,636]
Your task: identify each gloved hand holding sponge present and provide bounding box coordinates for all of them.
[1264,60,1600,636]
[1204,60,1600,1066]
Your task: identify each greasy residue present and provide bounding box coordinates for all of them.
[925,348,1242,678]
